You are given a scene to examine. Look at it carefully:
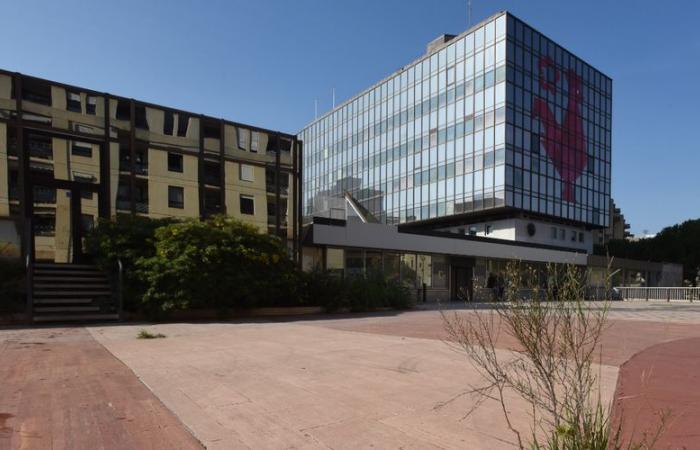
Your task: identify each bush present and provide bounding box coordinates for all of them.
[441,262,664,449]
[302,270,413,312]
[0,244,25,313]
[87,215,414,315]
[136,216,300,314]
[300,269,347,312]
[85,215,176,310]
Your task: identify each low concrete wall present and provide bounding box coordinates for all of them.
[125,306,326,321]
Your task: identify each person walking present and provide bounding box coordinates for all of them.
[487,272,497,302]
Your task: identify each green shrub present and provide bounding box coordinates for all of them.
[0,255,25,313]
[136,216,299,314]
[308,270,413,313]
[301,269,347,312]
[87,215,414,315]
[86,215,176,310]
[136,329,166,339]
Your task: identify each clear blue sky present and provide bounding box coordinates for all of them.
[3,0,698,235]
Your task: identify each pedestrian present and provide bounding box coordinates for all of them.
[487,272,497,302]
[497,274,505,302]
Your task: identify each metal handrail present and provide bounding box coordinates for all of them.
[614,286,700,303]
[24,215,34,317]
[117,258,124,319]
[25,252,33,316]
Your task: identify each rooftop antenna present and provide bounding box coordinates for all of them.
[467,0,472,27]
[332,88,336,109]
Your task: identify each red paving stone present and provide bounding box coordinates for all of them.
[611,337,700,449]
[316,309,700,447]
[315,310,700,366]
[0,327,202,450]
[2,307,699,448]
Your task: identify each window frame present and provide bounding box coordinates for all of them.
[168,185,184,209]
[71,142,93,158]
[167,152,183,173]
[240,164,255,182]
[66,91,82,113]
[240,194,255,215]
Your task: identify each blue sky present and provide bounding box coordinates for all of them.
[2,0,698,234]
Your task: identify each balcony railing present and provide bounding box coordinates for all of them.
[119,160,148,175]
[34,221,56,237]
[266,184,289,196]
[28,140,53,160]
[116,199,130,211]
[614,287,700,302]
[267,215,288,227]
[33,187,56,204]
[203,174,221,186]
[7,138,17,156]
[135,201,149,214]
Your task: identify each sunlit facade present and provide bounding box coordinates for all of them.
[0,70,302,263]
[299,12,611,229]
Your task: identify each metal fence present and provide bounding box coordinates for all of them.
[614,287,700,302]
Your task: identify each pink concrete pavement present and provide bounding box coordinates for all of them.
[611,336,700,449]
[89,319,618,449]
[2,302,697,449]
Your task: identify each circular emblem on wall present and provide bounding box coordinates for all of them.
[527,223,536,237]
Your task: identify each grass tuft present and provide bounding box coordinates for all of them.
[137,329,166,339]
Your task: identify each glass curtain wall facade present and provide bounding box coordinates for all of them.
[506,15,611,227]
[299,12,611,229]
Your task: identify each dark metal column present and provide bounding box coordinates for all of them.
[219,119,226,215]
[296,139,303,267]
[275,133,281,237]
[198,115,205,219]
[291,137,298,262]
[129,99,136,215]
[71,187,82,263]
[14,74,30,250]
[99,94,111,219]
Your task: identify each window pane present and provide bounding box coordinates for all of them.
[432,255,448,289]
[240,195,254,215]
[240,164,255,182]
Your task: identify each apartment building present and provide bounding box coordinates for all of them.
[0,70,302,264]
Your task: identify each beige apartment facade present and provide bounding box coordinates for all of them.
[0,70,302,264]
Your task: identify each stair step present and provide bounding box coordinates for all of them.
[34,290,111,297]
[33,313,120,323]
[34,270,102,276]
[34,306,101,313]
[34,298,94,305]
[34,263,98,269]
[34,276,108,282]
[34,283,111,289]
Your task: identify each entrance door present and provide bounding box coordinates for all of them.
[452,266,473,302]
[31,180,99,264]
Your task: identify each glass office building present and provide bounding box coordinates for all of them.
[299,11,611,229]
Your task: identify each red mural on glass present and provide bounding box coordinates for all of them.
[532,57,587,203]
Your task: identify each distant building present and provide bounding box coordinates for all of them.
[593,198,631,245]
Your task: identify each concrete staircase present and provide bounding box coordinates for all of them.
[31,263,120,323]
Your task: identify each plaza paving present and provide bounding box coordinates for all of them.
[0,301,698,449]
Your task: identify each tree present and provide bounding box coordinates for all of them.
[599,219,700,284]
